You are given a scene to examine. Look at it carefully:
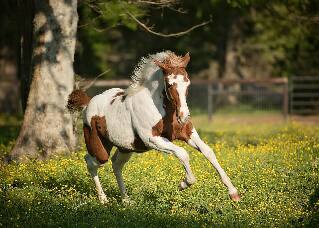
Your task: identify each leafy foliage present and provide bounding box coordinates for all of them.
[74,0,319,79]
[75,0,145,78]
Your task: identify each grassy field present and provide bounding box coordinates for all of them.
[0,113,318,227]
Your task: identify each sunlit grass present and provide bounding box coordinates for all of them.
[0,115,318,227]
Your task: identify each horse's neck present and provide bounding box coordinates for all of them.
[144,77,165,112]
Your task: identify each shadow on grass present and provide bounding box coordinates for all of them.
[0,190,245,227]
[0,124,20,161]
[0,125,19,146]
[304,187,319,227]
[287,186,319,227]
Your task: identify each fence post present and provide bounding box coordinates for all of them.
[207,83,213,121]
[283,78,289,120]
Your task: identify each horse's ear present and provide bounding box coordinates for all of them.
[182,52,190,67]
[154,60,171,73]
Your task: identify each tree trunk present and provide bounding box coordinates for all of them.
[17,0,34,112]
[10,0,78,161]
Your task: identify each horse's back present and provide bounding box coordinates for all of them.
[84,88,123,126]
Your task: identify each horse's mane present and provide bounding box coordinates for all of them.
[124,51,172,95]
[131,51,172,84]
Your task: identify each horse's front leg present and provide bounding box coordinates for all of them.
[187,128,240,201]
[149,136,196,190]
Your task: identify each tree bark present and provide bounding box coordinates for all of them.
[10,0,78,161]
[17,0,34,111]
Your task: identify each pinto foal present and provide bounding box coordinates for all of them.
[67,51,240,204]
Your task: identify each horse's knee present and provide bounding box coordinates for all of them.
[176,148,190,164]
[111,154,122,173]
[85,154,103,175]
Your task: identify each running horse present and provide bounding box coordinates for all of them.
[67,51,240,204]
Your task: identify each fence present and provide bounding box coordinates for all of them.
[5,77,319,117]
[199,78,288,120]
[290,76,319,115]
[86,78,289,119]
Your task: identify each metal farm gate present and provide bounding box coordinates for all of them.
[290,76,319,115]
[200,78,289,120]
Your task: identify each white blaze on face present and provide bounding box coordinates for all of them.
[167,74,190,123]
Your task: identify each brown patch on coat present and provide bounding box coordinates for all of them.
[67,89,91,112]
[95,116,108,138]
[131,133,147,152]
[114,91,125,97]
[154,52,190,82]
[166,67,189,82]
[166,82,181,113]
[110,91,126,105]
[83,116,112,164]
[152,94,193,142]
[152,119,164,137]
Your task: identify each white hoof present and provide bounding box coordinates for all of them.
[122,196,135,206]
[179,181,188,191]
[229,192,241,202]
[99,194,109,204]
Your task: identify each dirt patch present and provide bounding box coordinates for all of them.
[290,115,319,125]
[212,114,319,125]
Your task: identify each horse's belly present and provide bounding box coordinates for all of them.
[105,105,136,150]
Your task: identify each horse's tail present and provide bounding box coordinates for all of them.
[67,89,91,113]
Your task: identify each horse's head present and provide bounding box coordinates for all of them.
[155,53,191,124]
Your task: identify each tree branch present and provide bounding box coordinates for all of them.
[133,0,177,6]
[76,69,111,91]
[126,12,212,38]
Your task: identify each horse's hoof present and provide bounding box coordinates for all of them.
[99,195,109,204]
[178,181,188,191]
[122,197,135,206]
[230,192,241,202]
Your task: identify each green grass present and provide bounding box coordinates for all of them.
[0,114,318,227]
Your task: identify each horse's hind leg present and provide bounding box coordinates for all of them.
[111,149,132,203]
[85,154,109,204]
[83,118,111,204]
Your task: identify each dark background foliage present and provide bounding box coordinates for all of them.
[1,0,318,82]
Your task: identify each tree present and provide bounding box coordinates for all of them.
[10,0,78,161]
